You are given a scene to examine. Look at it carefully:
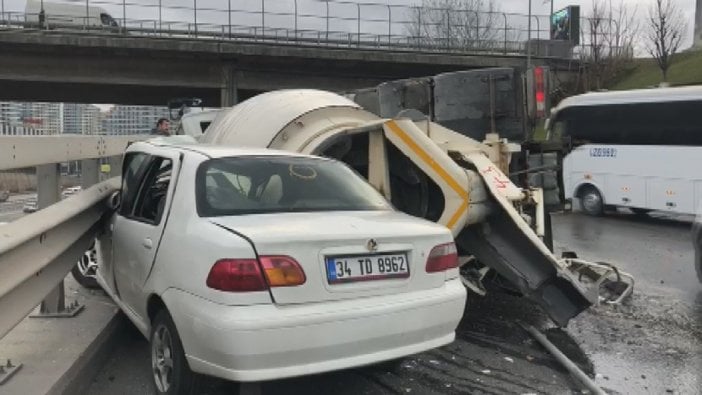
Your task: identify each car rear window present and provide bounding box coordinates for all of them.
[196,156,391,217]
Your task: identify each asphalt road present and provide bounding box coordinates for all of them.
[552,211,702,394]
[83,210,701,394]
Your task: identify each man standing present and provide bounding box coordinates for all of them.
[151,118,170,136]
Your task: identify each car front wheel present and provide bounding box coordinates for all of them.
[71,242,100,289]
[151,310,195,395]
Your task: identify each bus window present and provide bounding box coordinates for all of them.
[552,100,702,146]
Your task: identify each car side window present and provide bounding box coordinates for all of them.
[132,158,173,225]
[119,152,150,217]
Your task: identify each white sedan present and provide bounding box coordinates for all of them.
[96,140,466,394]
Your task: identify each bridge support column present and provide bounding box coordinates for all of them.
[32,164,84,318]
[221,64,238,107]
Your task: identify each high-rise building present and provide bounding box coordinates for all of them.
[102,105,169,135]
[19,102,63,135]
[63,103,102,134]
[2,102,168,135]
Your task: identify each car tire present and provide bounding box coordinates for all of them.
[151,309,196,395]
[580,186,604,216]
[71,242,101,289]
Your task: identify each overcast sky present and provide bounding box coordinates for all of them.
[3,0,699,50]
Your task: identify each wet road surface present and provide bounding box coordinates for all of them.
[552,211,702,394]
[87,211,702,394]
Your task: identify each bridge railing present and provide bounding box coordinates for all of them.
[0,134,147,340]
[0,0,618,58]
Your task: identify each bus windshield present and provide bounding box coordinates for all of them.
[548,100,702,146]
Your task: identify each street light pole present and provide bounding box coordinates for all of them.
[527,0,532,68]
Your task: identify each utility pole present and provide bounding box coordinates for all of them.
[550,0,554,39]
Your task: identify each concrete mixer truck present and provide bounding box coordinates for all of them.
[172,88,634,327]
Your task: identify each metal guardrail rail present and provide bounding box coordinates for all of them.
[0,134,148,340]
[0,0,623,59]
[0,177,118,339]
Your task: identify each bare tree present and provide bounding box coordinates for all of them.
[645,0,687,82]
[584,0,608,88]
[406,0,506,51]
[579,0,638,90]
[608,0,639,59]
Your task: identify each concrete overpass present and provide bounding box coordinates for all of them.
[0,31,576,106]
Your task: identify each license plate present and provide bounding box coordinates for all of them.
[326,253,409,284]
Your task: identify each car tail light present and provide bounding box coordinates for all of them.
[259,256,306,287]
[425,243,459,273]
[206,256,306,292]
[206,259,268,292]
[534,66,546,118]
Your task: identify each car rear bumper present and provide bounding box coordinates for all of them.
[162,279,466,382]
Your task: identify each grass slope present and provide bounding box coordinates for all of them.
[612,50,702,90]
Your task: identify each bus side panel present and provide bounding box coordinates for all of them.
[647,178,695,214]
[695,181,702,216]
[562,145,611,202]
[607,175,646,209]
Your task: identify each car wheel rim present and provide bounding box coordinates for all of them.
[77,248,98,278]
[152,324,174,393]
[582,193,601,213]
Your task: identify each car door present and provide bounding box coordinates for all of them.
[98,151,150,295]
[112,148,181,322]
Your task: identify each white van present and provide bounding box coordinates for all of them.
[547,86,702,216]
[25,0,119,29]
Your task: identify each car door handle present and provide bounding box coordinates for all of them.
[142,238,153,250]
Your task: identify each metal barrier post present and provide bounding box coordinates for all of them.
[33,164,84,318]
[387,5,391,44]
[503,13,508,54]
[108,156,123,178]
[193,0,197,36]
[357,3,360,46]
[325,0,329,42]
[293,0,297,41]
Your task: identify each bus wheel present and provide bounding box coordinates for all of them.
[580,186,604,216]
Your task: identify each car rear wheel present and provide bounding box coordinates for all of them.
[580,186,604,216]
[151,310,195,395]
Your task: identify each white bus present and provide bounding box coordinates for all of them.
[546,86,702,216]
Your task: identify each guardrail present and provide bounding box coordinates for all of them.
[0,134,148,340]
[0,178,118,339]
[0,0,622,59]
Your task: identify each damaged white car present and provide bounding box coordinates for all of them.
[96,140,466,394]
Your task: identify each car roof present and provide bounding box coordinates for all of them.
[131,138,317,160]
[554,85,702,111]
